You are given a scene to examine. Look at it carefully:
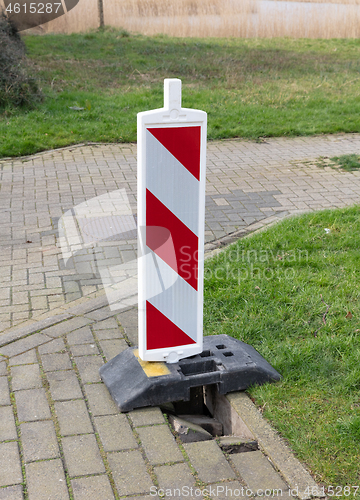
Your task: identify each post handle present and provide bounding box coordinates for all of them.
[164,78,182,111]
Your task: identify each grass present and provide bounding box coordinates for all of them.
[2,31,360,158]
[203,206,360,492]
[314,153,360,171]
[330,154,360,171]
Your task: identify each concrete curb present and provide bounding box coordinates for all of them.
[225,393,322,500]
[0,141,136,164]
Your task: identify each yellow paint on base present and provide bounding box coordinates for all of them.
[133,349,171,378]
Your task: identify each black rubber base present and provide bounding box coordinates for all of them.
[99,334,281,412]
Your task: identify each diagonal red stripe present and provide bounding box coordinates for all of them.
[146,301,196,350]
[148,126,201,180]
[146,189,198,290]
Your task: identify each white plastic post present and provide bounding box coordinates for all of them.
[137,79,207,363]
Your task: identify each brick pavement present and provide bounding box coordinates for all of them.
[1,135,352,499]
[1,134,360,331]
[0,303,320,500]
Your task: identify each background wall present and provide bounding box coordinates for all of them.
[0,0,99,33]
[1,0,360,38]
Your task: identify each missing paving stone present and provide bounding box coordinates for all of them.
[219,441,259,454]
[163,385,259,452]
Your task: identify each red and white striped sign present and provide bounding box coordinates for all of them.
[138,79,207,363]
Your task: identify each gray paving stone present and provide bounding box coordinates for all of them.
[0,361,7,376]
[62,434,105,477]
[9,350,37,366]
[92,318,118,330]
[116,308,138,346]
[38,338,66,354]
[20,421,60,462]
[0,406,17,441]
[46,370,83,401]
[0,376,11,405]
[75,355,103,383]
[129,407,165,426]
[183,440,236,483]
[0,485,24,500]
[231,450,288,493]
[94,414,138,451]
[11,364,42,391]
[93,328,123,340]
[137,425,183,465]
[42,317,94,338]
[15,388,51,422]
[155,463,196,496]
[40,352,72,372]
[84,383,119,416]
[71,475,115,500]
[0,442,23,487]
[99,339,128,361]
[207,482,254,499]
[25,459,69,500]
[85,306,117,321]
[107,450,153,496]
[125,497,159,500]
[55,400,93,436]
[70,343,99,356]
[0,334,51,357]
[67,326,95,345]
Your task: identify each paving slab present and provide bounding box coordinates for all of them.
[70,343,99,356]
[9,350,37,365]
[20,420,60,462]
[107,450,154,496]
[83,383,119,416]
[40,352,72,372]
[37,338,66,354]
[46,370,83,401]
[137,424,184,465]
[14,388,51,422]
[208,482,252,499]
[155,462,196,497]
[94,414,138,451]
[25,459,69,500]
[71,475,115,500]
[0,442,23,487]
[62,434,105,477]
[129,406,166,426]
[231,450,288,494]
[183,440,237,483]
[55,400,93,436]
[75,355,104,383]
[0,485,24,500]
[10,364,42,391]
[0,376,11,405]
[0,406,17,441]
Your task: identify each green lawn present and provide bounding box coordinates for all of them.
[204,207,360,493]
[2,29,360,157]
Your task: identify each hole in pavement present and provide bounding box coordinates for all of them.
[161,385,258,452]
[223,351,234,357]
[220,441,259,454]
[216,344,226,349]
